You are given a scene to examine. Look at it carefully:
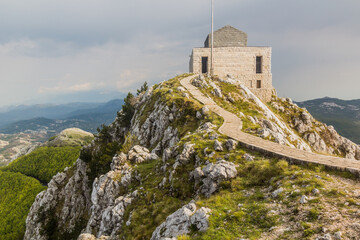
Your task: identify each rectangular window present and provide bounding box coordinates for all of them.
[257,80,261,88]
[249,80,253,88]
[201,57,208,74]
[256,56,262,74]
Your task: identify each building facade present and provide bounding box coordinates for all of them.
[189,25,273,102]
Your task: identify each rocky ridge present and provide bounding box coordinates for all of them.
[24,74,360,240]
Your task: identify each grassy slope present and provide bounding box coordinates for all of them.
[0,129,93,240]
[0,171,46,240]
[3,146,81,183]
[116,76,360,239]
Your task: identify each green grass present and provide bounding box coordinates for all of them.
[119,158,191,240]
[3,146,81,183]
[0,171,46,240]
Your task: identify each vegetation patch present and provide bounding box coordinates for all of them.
[0,171,46,240]
[3,145,81,183]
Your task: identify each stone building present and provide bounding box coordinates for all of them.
[189,25,273,102]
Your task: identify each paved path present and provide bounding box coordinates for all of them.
[180,76,360,176]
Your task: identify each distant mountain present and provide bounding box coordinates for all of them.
[0,99,124,134]
[0,102,102,127]
[296,97,360,144]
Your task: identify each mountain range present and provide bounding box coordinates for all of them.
[0,99,124,134]
[297,97,360,144]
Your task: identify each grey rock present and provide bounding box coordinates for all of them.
[214,88,223,98]
[111,153,127,171]
[225,139,238,151]
[197,160,237,197]
[25,159,91,240]
[263,119,275,131]
[258,128,270,138]
[333,231,342,240]
[199,122,216,130]
[300,195,308,204]
[214,140,223,151]
[209,133,219,140]
[272,188,284,198]
[201,106,210,115]
[196,111,202,119]
[78,234,109,240]
[316,234,332,240]
[176,86,185,92]
[243,153,254,161]
[190,207,212,232]
[128,145,151,164]
[312,188,320,195]
[150,201,211,240]
[248,116,257,124]
[176,143,195,164]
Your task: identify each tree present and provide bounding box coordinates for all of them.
[137,81,148,95]
[118,92,135,127]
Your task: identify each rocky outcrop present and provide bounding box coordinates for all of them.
[130,93,180,152]
[24,159,91,240]
[150,201,211,240]
[272,96,360,160]
[191,160,237,197]
[84,146,151,238]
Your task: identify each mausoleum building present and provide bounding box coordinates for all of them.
[189,25,273,102]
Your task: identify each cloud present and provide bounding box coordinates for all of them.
[0,0,360,105]
[38,82,92,93]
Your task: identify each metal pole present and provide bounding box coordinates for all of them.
[210,0,214,76]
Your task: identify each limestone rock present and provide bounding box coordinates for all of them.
[191,160,237,197]
[333,231,342,240]
[128,145,151,164]
[24,159,91,240]
[214,140,223,151]
[201,106,210,115]
[176,143,195,164]
[243,153,254,161]
[78,234,109,240]
[190,207,212,232]
[316,234,332,240]
[150,201,211,240]
[300,195,308,204]
[225,139,238,150]
[272,187,284,198]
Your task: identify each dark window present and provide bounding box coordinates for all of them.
[202,57,208,74]
[256,56,262,74]
[257,80,261,88]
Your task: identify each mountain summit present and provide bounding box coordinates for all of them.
[23,74,360,240]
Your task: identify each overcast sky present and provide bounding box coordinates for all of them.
[0,0,359,106]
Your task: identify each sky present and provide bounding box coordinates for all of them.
[0,0,359,106]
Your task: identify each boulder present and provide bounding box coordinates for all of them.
[128,145,152,164]
[243,153,255,161]
[225,139,238,151]
[201,106,210,115]
[150,201,211,240]
[214,140,223,151]
[191,160,237,197]
[176,143,195,164]
[300,195,308,204]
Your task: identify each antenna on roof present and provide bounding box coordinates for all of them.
[210,0,214,76]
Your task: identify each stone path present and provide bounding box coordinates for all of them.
[180,75,360,176]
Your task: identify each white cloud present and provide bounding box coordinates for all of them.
[0,0,360,105]
[38,82,92,93]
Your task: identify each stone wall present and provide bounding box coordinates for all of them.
[189,47,273,102]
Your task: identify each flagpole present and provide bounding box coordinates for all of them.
[210,0,214,76]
